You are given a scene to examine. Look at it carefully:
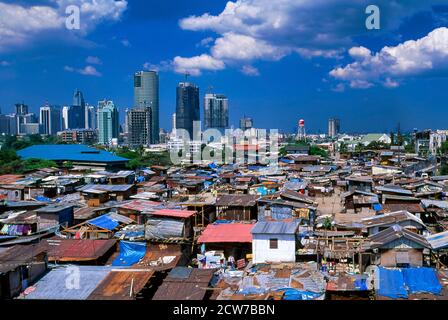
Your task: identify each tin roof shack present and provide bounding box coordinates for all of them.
[152,267,215,300]
[341,190,379,213]
[0,244,48,299]
[35,204,74,228]
[257,191,317,224]
[325,273,370,300]
[215,194,259,221]
[116,200,161,224]
[197,222,254,268]
[78,184,136,207]
[376,185,414,203]
[73,206,111,225]
[361,210,427,236]
[251,221,300,264]
[43,238,117,264]
[363,225,431,267]
[345,176,373,193]
[109,171,135,185]
[62,212,134,239]
[421,199,448,228]
[145,209,196,242]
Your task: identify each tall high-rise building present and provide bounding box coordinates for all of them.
[126,107,151,147]
[73,89,85,108]
[171,113,176,136]
[67,105,85,129]
[39,104,62,135]
[134,70,159,144]
[240,116,253,131]
[15,103,29,115]
[97,100,119,145]
[328,118,340,138]
[62,106,70,130]
[176,82,199,139]
[85,104,96,129]
[204,93,228,134]
[0,114,17,135]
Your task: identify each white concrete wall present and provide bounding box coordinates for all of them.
[252,234,296,264]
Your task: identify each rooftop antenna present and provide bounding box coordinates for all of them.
[184,72,190,82]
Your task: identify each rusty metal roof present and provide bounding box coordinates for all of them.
[152,267,215,300]
[88,269,154,300]
[215,194,259,207]
[44,238,117,262]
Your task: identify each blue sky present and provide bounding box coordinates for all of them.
[1,0,448,133]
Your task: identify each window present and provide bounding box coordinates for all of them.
[269,238,278,249]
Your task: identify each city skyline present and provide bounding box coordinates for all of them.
[1,1,448,133]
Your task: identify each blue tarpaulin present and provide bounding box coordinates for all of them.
[373,203,382,211]
[277,288,322,300]
[402,267,442,295]
[112,241,146,266]
[88,215,119,231]
[378,267,408,299]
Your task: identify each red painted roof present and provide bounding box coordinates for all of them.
[149,209,196,218]
[44,239,116,261]
[197,223,254,243]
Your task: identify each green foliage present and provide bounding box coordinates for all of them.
[441,164,448,176]
[440,141,448,155]
[116,147,172,170]
[0,148,56,174]
[309,145,328,158]
[322,217,332,230]
[339,142,348,153]
[365,141,390,150]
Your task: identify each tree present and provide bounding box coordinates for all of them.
[441,164,448,176]
[440,141,448,155]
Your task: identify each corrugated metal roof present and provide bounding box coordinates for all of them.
[149,209,196,219]
[44,238,116,262]
[427,231,448,250]
[18,144,128,163]
[215,194,259,207]
[197,223,254,243]
[251,221,300,235]
[365,225,430,249]
[22,266,116,300]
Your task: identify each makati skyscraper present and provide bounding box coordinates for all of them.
[176,82,200,139]
[328,118,340,138]
[204,93,228,134]
[39,104,62,135]
[97,100,119,145]
[134,71,159,144]
[68,89,86,129]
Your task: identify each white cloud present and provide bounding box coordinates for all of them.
[121,39,131,47]
[197,37,214,48]
[241,65,260,76]
[173,54,225,76]
[0,0,127,52]
[175,0,448,75]
[330,27,448,88]
[64,64,101,76]
[143,60,172,72]
[86,56,102,64]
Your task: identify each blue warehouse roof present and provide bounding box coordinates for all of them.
[18,145,128,164]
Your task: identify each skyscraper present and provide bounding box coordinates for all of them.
[328,118,340,138]
[62,106,70,130]
[73,89,85,108]
[126,107,151,147]
[97,100,119,145]
[39,104,62,135]
[176,82,199,139]
[85,104,96,129]
[134,71,159,144]
[15,103,28,115]
[240,116,253,131]
[67,89,86,129]
[204,93,228,134]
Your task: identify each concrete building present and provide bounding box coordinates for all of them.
[126,107,151,147]
[328,118,340,138]
[240,116,253,131]
[176,82,199,139]
[251,221,300,264]
[204,93,228,134]
[58,129,97,145]
[39,104,62,135]
[134,70,159,144]
[97,100,119,145]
